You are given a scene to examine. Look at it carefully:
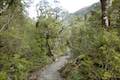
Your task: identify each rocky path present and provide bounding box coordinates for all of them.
[29,55,70,80]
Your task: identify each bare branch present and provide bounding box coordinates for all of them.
[0,15,14,32]
[0,4,9,14]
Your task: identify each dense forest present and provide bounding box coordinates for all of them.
[0,0,120,80]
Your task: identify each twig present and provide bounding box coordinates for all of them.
[0,4,9,14]
[0,15,14,32]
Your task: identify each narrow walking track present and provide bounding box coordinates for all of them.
[30,55,70,80]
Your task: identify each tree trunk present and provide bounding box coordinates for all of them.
[46,34,55,61]
[100,0,111,28]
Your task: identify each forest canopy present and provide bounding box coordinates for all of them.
[0,0,120,80]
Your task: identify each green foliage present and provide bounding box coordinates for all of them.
[62,21,120,80]
[111,0,120,27]
[1,0,119,80]
[0,18,51,79]
[61,0,120,79]
[36,16,68,57]
[0,1,51,79]
[0,0,68,79]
